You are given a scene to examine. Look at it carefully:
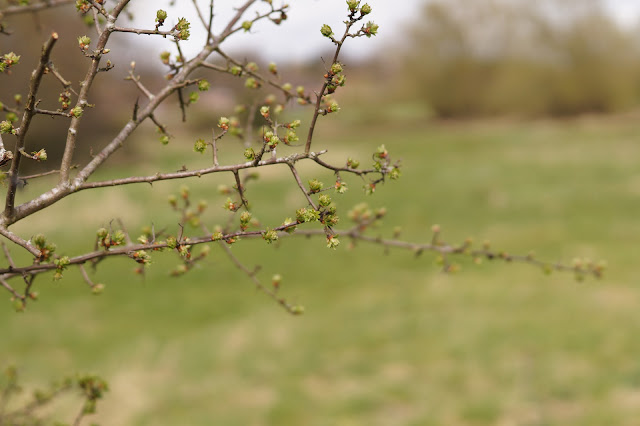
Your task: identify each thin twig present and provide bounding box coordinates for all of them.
[305,13,363,154]
[34,108,71,117]
[288,163,319,210]
[211,128,219,166]
[0,0,74,16]
[0,227,40,258]
[0,240,15,268]
[233,171,249,209]
[219,241,299,314]
[191,0,208,30]
[126,69,154,99]
[59,0,133,184]
[77,151,324,191]
[0,276,22,300]
[207,0,215,44]
[112,26,173,36]
[47,62,78,96]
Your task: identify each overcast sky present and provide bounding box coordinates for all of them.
[130,0,640,63]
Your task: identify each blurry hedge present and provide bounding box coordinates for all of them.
[404,0,640,117]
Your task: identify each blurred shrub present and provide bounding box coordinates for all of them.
[404,0,640,117]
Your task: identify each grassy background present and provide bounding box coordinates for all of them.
[2,109,639,425]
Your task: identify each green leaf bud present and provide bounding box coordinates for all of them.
[262,228,279,244]
[77,35,91,50]
[112,230,125,245]
[389,167,401,180]
[160,51,171,64]
[32,149,47,161]
[361,3,372,14]
[193,138,207,153]
[245,77,261,89]
[364,182,376,195]
[198,79,210,91]
[180,185,189,200]
[283,218,297,234]
[308,179,323,193]
[240,211,252,224]
[335,181,348,194]
[260,105,270,118]
[32,234,47,248]
[318,194,331,206]
[160,135,170,145]
[0,121,13,134]
[374,144,388,159]
[346,0,360,12]
[92,283,105,295]
[244,147,255,160]
[347,158,360,169]
[230,65,243,76]
[96,228,108,239]
[296,207,320,223]
[156,9,167,22]
[2,52,20,68]
[363,21,379,37]
[70,106,83,118]
[223,198,237,211]
[76,0,90,13]
[242,20,252,32]
[330,62,343,74]
[326,235,340,249]
[268,62,278,74]
[288,119,301,129]
[264,131,279,148]
[218,116,230,130]
[272,274,282,288]
[13,299,25,312]
[282,82,292,92]
[320,24,334,38]
[176,18,191,40]
[283,130,298,144]
[246,62,259,72]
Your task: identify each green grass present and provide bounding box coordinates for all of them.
[2,110,640,425]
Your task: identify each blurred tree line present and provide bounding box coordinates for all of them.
[403,0,640,117]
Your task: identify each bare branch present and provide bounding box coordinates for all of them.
[0,276,22,300]
[112,26,173,37]
[77,151,325,191]
[0,227,39,258]
[191,0,208,31]
[219,242,300,314]
[59,0,132,183]
[4,32,58,220]
[0,0,74,17]
[288,163,319,210]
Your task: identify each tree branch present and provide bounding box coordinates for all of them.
[0,0,74,17]
[4,32,58,220]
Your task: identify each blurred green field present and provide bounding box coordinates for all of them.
[2,110,640,425]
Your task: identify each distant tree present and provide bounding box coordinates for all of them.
[404,0,640,117]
